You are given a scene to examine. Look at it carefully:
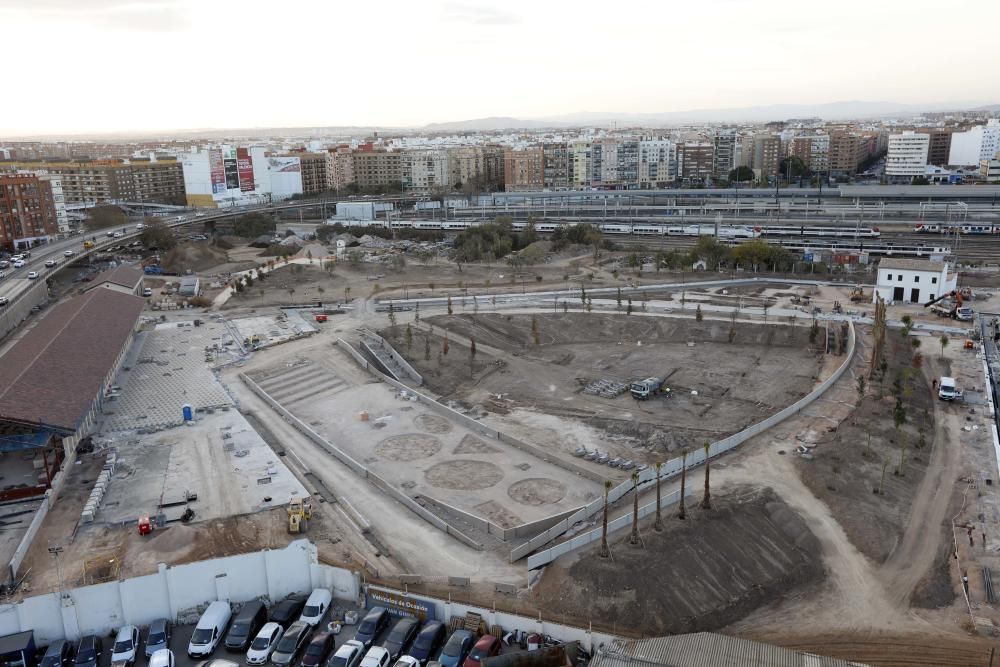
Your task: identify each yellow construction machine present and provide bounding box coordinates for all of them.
[287,496,312,533]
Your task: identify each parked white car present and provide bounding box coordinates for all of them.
[361,647,391,667]
[328,640,365,667]
[110,625,140,666]
[148,650,174,667]
[299,588,333,626]
[246,622,285,665]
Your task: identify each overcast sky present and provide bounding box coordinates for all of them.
[1,0,997,136]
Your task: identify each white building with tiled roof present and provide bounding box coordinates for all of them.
[874,257,956,305]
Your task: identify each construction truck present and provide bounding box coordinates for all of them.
[287,496,312,533]
[630,377,671,400]
[849,285,865,302]
[924,290,973,321]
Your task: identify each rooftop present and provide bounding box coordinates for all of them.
[88,264,143,291]
[877,258,946,272]
[0,289,145,431]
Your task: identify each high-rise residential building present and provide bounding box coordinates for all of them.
[590,139,618,187]
[638,139,675,187]
[948,119,1000,166]
[296,153,328,195]
[0,159,186,205]
[677,143,714,184]
[916,128,953,167]
[616,140,640,187]
[828,132,861,175]
[747,135,781,180]
[326,146,355,191]
[567,141,591,189]
[401,150,449,192]
[542,143,569,190]
[352,150,402,191]
[447,146,503,191]
[886,131,930,180]
[980,156,1000,183]
[0,174,60,251]
[503,146,543,191]
[789,135,830,173]
[712,131,737,180]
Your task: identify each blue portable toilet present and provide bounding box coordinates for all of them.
[182,404,193,421]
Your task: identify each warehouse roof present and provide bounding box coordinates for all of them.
[0,289,145,431]
[877,258,946,272]
[589,634,868,667]
[87,264,143,291]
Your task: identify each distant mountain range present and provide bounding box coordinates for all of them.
[421,100,998,132]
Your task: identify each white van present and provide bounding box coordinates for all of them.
[187,601,232,658]
[938,376,960,401]
[299,588,333,626]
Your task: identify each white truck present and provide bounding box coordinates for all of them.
[938,376,962,401]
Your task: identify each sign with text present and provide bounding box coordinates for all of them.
[237,147,255,192]
[209,149,225,194]
[366,588,436,620]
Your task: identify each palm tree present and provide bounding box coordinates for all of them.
[629,471,640,545]
[599,480,613,558]
[678,449,688,520]
[700,441,712,510]
[653,462,664,532]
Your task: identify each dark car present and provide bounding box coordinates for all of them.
[462,636,500,667]
[145,619,171,658]
[354,607,391,650]
[437,631,475,667]
[300,632,336,667]
[407,621,446,665]
[225,601,268,652]
[382,617,420,661]
[73,636,103,667]
[41,641,75,667]
[271,621,313,667]
[270,595,308,629]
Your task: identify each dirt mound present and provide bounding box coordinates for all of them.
[425,460,504,490]
[162,243,230,273]
[530,486,823,636]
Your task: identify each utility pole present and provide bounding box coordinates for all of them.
[48,544,65,596]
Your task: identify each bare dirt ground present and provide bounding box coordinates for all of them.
[530,486,824,637]
[383,313,822,455]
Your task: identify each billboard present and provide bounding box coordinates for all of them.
[365,588,436,620]
[237,147,255,192]
[267,157,301,173]
[224,159,240,190]
[209,149,225,194]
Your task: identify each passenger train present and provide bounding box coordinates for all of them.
[913,223,1000,234]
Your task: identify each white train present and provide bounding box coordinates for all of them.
[914,223,1000,234]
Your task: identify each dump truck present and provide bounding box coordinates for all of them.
[630,377,671,400]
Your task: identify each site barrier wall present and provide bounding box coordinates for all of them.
[360,340,402,381]
[240,372,483,551]
[0,541,359,645]
[7,493,50,581]
[362,331,424,385]
[509,321,857,561]
[364,583,619,653]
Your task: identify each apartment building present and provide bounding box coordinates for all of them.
[503,146,543,191]
[352,150,402,191]
[296,153,328,195]
[447,146,503,191]
[0,174,60,251]
[747,135,781,180]
[886,131,929,180]
[712,131,737,180]
[677,143,714,184]
[542,143,569,190]
[326,146,355,191]
[828,132,861,175]
[916,128,953,167]
[568,141,591,189]
[638,139,675,187]
[401,150,449,192]
[1,159,186,205]
[789,134,830,173]
[949,119,1000,166]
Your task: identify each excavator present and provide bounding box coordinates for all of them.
[924,290,973,321]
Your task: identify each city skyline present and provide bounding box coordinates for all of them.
[2,0,998,137]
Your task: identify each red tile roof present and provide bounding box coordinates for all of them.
[0,289,145,431]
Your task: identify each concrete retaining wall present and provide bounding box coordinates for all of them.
[8,494,50,580]
[363,332,424,385]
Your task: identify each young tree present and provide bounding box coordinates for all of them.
[424,336,431,361]
[344,286,351,303]
[653,462,664,532]
[809,318,820,344]
[442,332,450,356]
[586,297,592,313]
[387,302,397,327]
[580,286,587,305]
[626,298,633,315]
[677,449,688,520]
[855,376,867,408]
[563,301,569,314]
[900,314,914,338]
[414,302,420,323]
[701,441,712,510]
[893,394,907,476]
[447,295,453,316]
[939,334,949,359]
[629,471,640,546]
[531,315,540,345]
[695,304,703,322]
[599,480,613,558]
[616,287,622,310]
[469,337,477,378]
[405,323,413,352]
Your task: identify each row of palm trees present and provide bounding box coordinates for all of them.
[601,441,712,557]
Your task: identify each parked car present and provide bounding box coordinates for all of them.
[300,632,336,667]
[270,621,313,667]
[383,618,420,661]
[142,287,153,297]
[407,621,446,665]
[45,260,57,267]
[40,640,75,667]
[461,636,500,667]
[145,619,171,658]
[73,636,103,667]
[111,625,140,666]
[269,595,308,629]
[0,260,8,268]
[246,622,285,666]
[437,631,475,667]
[300,588,333,626]
[326,640,365,667]
[148,650,174,667]
[187,600,232,659]
[360,647,391,667]
[225,600,269,653]
[354,607,391,649]
[393,658,420,667]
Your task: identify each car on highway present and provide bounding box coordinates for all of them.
[111,626,140,667]
[114,232,124,237]
[326,640,365,667]
[436,631,475,667]
[27,271,39,279]
[246,622,284,665]
[45,259,57,267]
[270,621,313,667]
[383,617,420,661]
[0,260,8,268]
[12,260,25,268]
[64,250,75,256]
[0,271,5,280]
[74,636,103,667]
[144,619,171,658]
[0,297,8,307]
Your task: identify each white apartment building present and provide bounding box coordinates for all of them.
[874,258,956,305]
[948,119,1000,166]
[638,139,675,186]
[885,132,929,179]
[981,157,1000,183]
[568,142,591,189]
[401,150,449,192]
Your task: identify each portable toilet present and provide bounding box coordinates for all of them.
[182,404,193,421]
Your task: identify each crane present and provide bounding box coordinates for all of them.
[924,290,964,319]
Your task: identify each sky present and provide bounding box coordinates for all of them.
[1,0,998,137]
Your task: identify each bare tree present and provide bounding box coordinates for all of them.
[469,337,476,378]
[599,480,613,558]
[405,324,413,352]
[700,441,712,510]
[629,471,640,545]
[677,449,688,520]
